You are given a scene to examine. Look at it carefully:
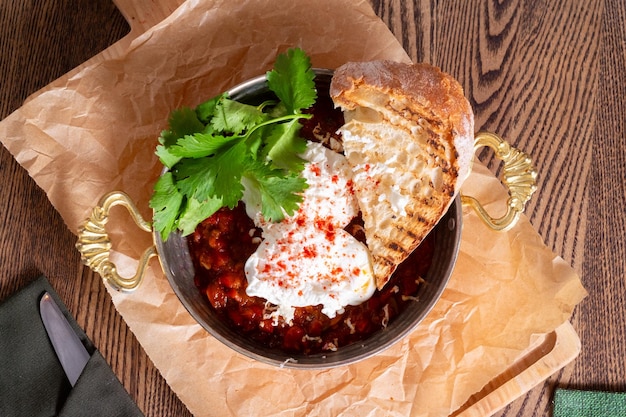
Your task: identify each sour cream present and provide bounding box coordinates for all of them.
[244,142,375,324]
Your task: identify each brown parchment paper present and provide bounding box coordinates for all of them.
[0,0,587,416]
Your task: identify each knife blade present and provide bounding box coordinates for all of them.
[39,292,90,386]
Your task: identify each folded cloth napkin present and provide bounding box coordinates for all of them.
[553,388,626,417]
[0,275,144,417]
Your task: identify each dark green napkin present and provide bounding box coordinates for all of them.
[0,276,144,417]
[553,388,626,417]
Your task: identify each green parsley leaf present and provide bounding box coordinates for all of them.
[263,119,308,171]
[208,140,248,207]
[150,172,184,240]
[267,48,317,114]
[210,97,267,134]
[162,107,204,146]
[175,139,247,208]
[174,158,220,204]
[169,133,237,159]
[195,94,225,123]
[157,106,208,168]
[242,160,308,221]
[156,144,182,169]
[177,195,223,236]
[257,173,307,222]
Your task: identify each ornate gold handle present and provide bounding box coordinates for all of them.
[461,131,538,231]
[75,191,157,292]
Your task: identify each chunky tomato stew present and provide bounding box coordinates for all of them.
[187,84,435,355]
[188,204,434,355]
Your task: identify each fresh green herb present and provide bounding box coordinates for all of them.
[150,47,317,240]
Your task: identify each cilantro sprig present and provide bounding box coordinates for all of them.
[150,48,317,240]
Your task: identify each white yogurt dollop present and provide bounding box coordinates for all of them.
[244,142,375,324]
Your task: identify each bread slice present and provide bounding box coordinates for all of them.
[330,61,474,289]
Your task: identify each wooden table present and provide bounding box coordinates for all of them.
[1,1,624,415]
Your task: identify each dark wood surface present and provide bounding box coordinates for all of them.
[1,1,624,416]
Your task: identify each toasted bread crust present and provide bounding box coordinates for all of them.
[330,61,474,289]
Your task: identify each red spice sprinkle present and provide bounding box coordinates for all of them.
[285,230,296,245]
[314,218,336,241]
[331,174,339,183]
[353,267,361,276]
[303,246,317,258]
[310,164,321,176]
[331,267,344,275]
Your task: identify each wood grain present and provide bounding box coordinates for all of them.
[1,0,625,416]
[576,0,626,392]
[0,1,192,416]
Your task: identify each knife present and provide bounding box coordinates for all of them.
[39,292,90,386]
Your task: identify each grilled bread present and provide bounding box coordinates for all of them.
[330,61,474,289]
